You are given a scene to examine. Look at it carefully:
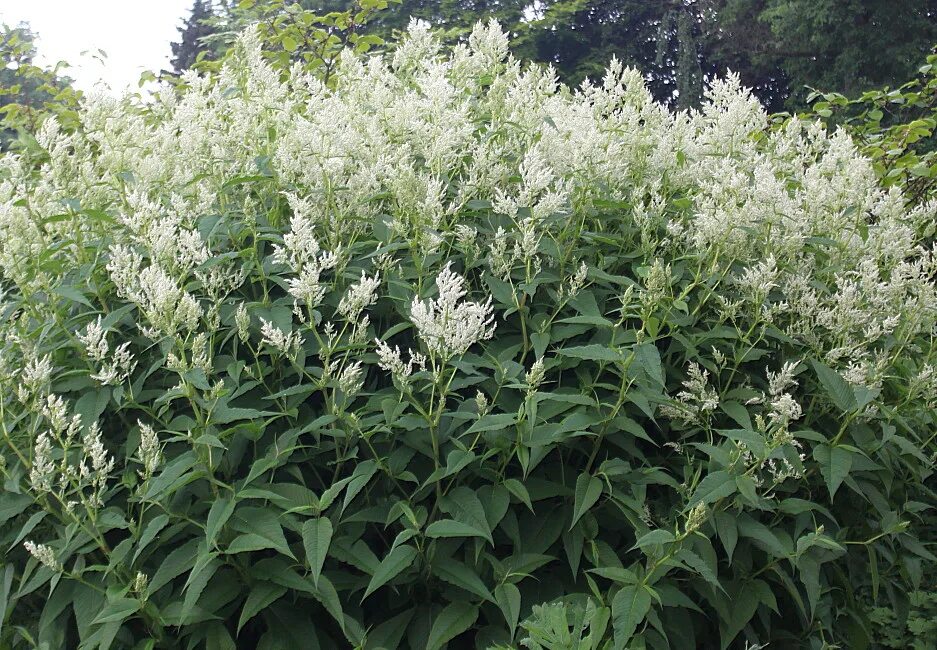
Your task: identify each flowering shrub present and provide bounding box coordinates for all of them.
[1,21,936,649]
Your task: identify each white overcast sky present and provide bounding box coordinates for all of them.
[1,0,194,93]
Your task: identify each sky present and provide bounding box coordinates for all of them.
[1,0,194,93]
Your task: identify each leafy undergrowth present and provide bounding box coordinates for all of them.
[0,21,935,650]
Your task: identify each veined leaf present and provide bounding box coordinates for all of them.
[810,360,858,413]
[302,517,333,588]
[689,471,737,507]
[813,444,852,498]
[426,519,489,541]
[361,545,417,602]
[570,473,603,530]
[612,584,651,647]
[432,561,493,602]
[238,582,287,633]
[425,602,478,650]
[439,487,493,545]
[631,529,675,551]
[494,583,521,638]
[557,344,624,362]
[205,496,236,548]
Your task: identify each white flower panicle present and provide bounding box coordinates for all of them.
[29,432,55,494]
[338,272,381,322]
[80,422,114,506]
[526,357,547,391]
[137,421,161,480]
[337,361,365,397]
[22,355,54,397]
[23,541,61,572]
[410,263,496,358]
[107,248,203,338]
[274,213,339,309]
[235,303,251,342]
[661,362,719,424]
[259,318,303,358]
[77,317,109,362]
[374,338,426,383]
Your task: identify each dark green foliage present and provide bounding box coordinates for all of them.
[170,0,225,75]
[203,0,937,111]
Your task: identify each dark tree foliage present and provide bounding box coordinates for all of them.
[712,0,937,109]
[188,0,937,111]
[170,0,225,74]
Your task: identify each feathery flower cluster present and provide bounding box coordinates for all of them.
[661,362,719,424]
[23,541,61,572]
[259,319,303,359]
[274,214,339,309]
[107,247,203,338]
[137,421,161,480]
[338,272,381,323]
[77,318,137,385]
[374,339,426,384]
[410,263,496,358]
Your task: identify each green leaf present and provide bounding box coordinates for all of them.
[432,561,493,602]
[364,608,414,650]
[813,444,852,498]
[54,284,93,307]
[557,344,624,362]
[630,529,675,551]
[425,519,488,541]
[689,471,737,507]
[714,511,738,563]
[238,582,287,633]
[633,342,664,388]
[205,496,235,548]
[439,487,493,545]
[228,508,295,559]
[494,583,521,638]
[142,451,198,500]
[362,545,417,602]
[0,564,13,637]
[465,413,517,434]
[91,598,141,625]
[570,473,603,530]
[425,602,479,650]
[677,548,725,593]
[342,460,377,513]
[612,584,651,648]
[721,581,761,648]
[180,557,220,623]
[149,539,199,593]
[503,478,535,513]
[211,404,276,424]
[810,360,858,413]
[302,517,333,588]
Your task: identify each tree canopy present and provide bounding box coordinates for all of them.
[199,0,937,110]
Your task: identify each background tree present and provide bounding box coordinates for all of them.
[710,0,937,110]
[184,0,937,111]
[0,23,79,150]
[200,0,398,84]
[170,0,227,74]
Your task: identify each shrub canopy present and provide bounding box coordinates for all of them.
[0,21,935,650]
